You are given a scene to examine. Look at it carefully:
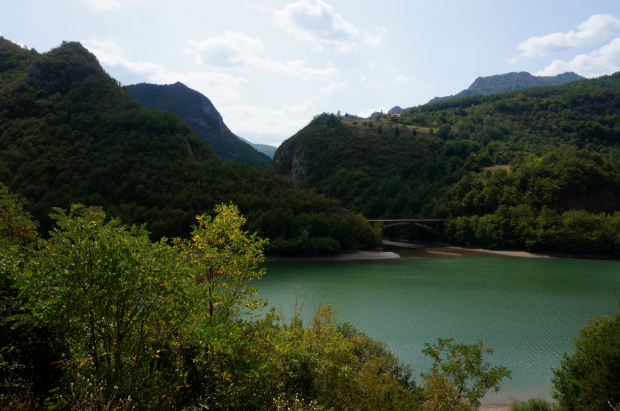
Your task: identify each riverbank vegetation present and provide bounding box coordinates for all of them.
[1,190,510,410]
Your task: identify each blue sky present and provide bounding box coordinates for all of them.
[3,0,620,146]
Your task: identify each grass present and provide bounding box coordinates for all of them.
[483,164,512,172]
[340,117,433,136]
[509,398,558,411]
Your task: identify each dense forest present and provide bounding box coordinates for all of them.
[0,38,379,255]
[126,82,271,167]
[274,72,620,254]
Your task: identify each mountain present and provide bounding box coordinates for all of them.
[0,37,383,253]
[126,82,270,166]
[237,136,277,158]
[274,72,620,254]
[427,71,584,104]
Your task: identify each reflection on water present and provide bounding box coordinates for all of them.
[255,250,620,404]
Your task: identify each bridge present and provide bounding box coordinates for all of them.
[367,219,446,236]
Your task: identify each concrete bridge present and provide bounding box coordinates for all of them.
[367,219,446,236]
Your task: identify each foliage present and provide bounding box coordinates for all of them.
[509,398,557,411]
[551,304,620,411]
[0,183,64,401]
[178,203,267,318]
[231,303,420,411]
[11,204,269,408]
[421,338,512,408]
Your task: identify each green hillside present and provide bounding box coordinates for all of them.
[0,38,380,253]
[428,71,584,104]
[274,73,620,254]
[126,82,270,166]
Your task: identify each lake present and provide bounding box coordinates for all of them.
[255,248,620,404]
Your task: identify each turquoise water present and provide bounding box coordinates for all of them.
[255,249,620,404]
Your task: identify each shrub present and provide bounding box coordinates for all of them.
[552,304,620,411]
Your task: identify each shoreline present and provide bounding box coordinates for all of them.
[264,250,400,262]
[265,240,620,261]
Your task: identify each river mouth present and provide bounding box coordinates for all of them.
[256,250,620,405]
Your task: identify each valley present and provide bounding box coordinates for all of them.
[1,31,620,411]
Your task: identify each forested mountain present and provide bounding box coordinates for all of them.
[0,38,380,253]
[427,71,584,104]
[126,82,270,166]
[274,73,620,254]
[238,135,277,158]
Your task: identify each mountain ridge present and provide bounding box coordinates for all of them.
[427,71,584,104]
[126,82,270,166]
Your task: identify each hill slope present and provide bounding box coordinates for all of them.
[126,82,270,166]
[428,71,584,104]
[0,38,383,253]
[274,74,620,254]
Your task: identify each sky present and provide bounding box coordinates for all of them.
[3,0,620,146]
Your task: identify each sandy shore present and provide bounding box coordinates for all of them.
[430,246,554,259]
[384,240,553,259]
[481,405,511,411]
[264,250,400,262]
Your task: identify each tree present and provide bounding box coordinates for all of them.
[14,203,268,407]
[179,203,267,318]
[378,125,383,135]
[552,304,620,411]
[395,126,400,136]
[421,338,511,408]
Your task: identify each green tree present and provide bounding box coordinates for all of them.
[179,203,267,318]
[552,304,620,411]
[421,338,512,408]
[13,203,267,407]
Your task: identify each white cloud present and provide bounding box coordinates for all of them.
[357,106,388,118]
[273,0,358,53]
[244,3,269,13]
[219,103,313,140]
[516,14,620,58]
[79,0,143,11]
[363,26,387,48]
[319,81,346,95]
[85,39,248,104]
[394,74,410,83]
[183,31,339,81]
[536,37,620,78]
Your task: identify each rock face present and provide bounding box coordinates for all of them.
[126,82,270,166]
[273,142,308,184]
[290,144,307,183]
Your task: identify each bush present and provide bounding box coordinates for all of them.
[552,304,620,411]
[510,398,557,411]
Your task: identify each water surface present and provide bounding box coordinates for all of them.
[255,249,620,404]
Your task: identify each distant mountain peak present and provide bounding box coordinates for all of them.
[426,71,585,105]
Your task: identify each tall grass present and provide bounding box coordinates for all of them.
[510,398,557,411]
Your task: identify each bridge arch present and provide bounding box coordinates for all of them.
[367,219,446,237]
